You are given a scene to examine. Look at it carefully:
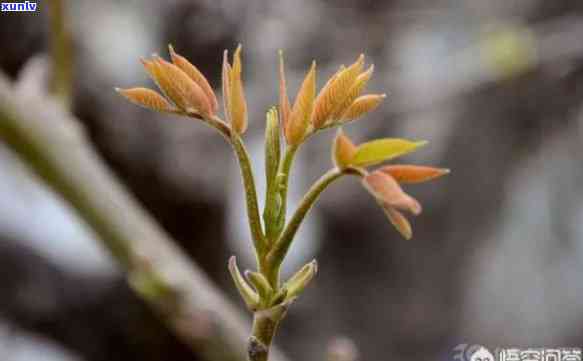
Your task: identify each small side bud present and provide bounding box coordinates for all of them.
[332,128,357,169]
[116,87,175,113]
[228,256,260,310]
[283,260,318,300]
[245,270,274,301]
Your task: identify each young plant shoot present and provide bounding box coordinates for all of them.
[117,45,449,361]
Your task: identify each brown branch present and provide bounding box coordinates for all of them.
[0,72,290,361]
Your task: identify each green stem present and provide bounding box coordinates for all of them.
[262,109,281,241]
[268,168,343,265]
[232,135,266,253]
[203,115,265,253]
[258,256,279,291]
[257,146,298,288]
[247,303,289,361]
[277,146,297,226]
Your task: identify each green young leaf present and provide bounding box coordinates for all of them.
[282,260,318,300]
[231,135,266,252]
[228,256,260,310]
[352,139,427,167]
[263,108,282,239]
[273,172,288,236]
[265,108,281,189]
[245,270,274,302]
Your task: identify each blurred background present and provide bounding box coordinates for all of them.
[2,0,583,360]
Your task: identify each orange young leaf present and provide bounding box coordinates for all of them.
[152,57,211,115]
[383,206,413,240]
[169,45,218,115]
[311,54,364,128]
[285,61,316,145]
[332,128,357,169]
[116,87,174,112]
[229,45,248,135]
[341,93,386,121]
[330,64,374,121]
[362,171,422,215]
[222,50,232,122]
[379,165,450,184]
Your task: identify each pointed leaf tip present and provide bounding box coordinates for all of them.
[229,45,248,135]
[379,165,450,184]
[283,261,318,300]
[383,206,413,240]
[353,138,427,167]
[228,256,259,310]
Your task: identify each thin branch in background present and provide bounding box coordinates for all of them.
[47,0,73,108]
[0,72,290,361]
